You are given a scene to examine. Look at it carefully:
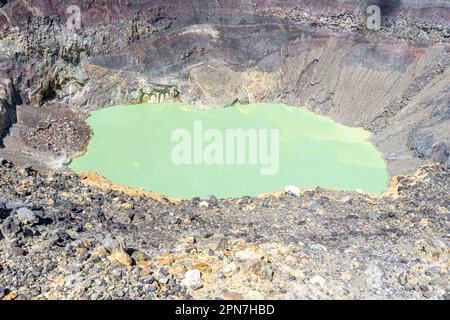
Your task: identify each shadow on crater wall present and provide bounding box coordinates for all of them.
[0,85,20,148]
[364,0,402,15]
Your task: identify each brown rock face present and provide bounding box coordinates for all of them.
[108,249,133,267]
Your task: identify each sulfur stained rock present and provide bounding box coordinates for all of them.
[340,272,353,282]
[121,202,134,210]
[223,291,245,300]
[102,235,125,253]
[108,249,133,266]
[419,218,429,228]
[131,250,150,263]
[2,292,17,300]
[92,246,109,258]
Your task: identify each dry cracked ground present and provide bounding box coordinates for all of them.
[0,0,449,300]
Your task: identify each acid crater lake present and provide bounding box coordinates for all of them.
[70,102,388,198]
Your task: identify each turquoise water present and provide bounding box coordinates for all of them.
[70,102,389,198]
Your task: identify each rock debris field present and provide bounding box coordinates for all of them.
[0,159,448,299]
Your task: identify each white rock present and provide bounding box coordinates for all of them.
[340,196,353,204]
[365,264,383,291]
[16,208,39,225]
[310,244,328,252]
[199,201,209,208]
[235,249,262,262]
[284,185,300,197]
[310,275,326,287]
[223,262,238,274]
[181,269,202,290]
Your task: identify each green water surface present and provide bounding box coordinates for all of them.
[69,103,388,198]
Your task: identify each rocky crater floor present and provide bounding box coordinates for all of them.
[0,0,449,300]
[0,160,448,300]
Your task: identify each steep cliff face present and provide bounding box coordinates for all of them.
[1,0,449,27]
[0,102,10,141]
[0,0,448,174]
[0,76,18,144]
